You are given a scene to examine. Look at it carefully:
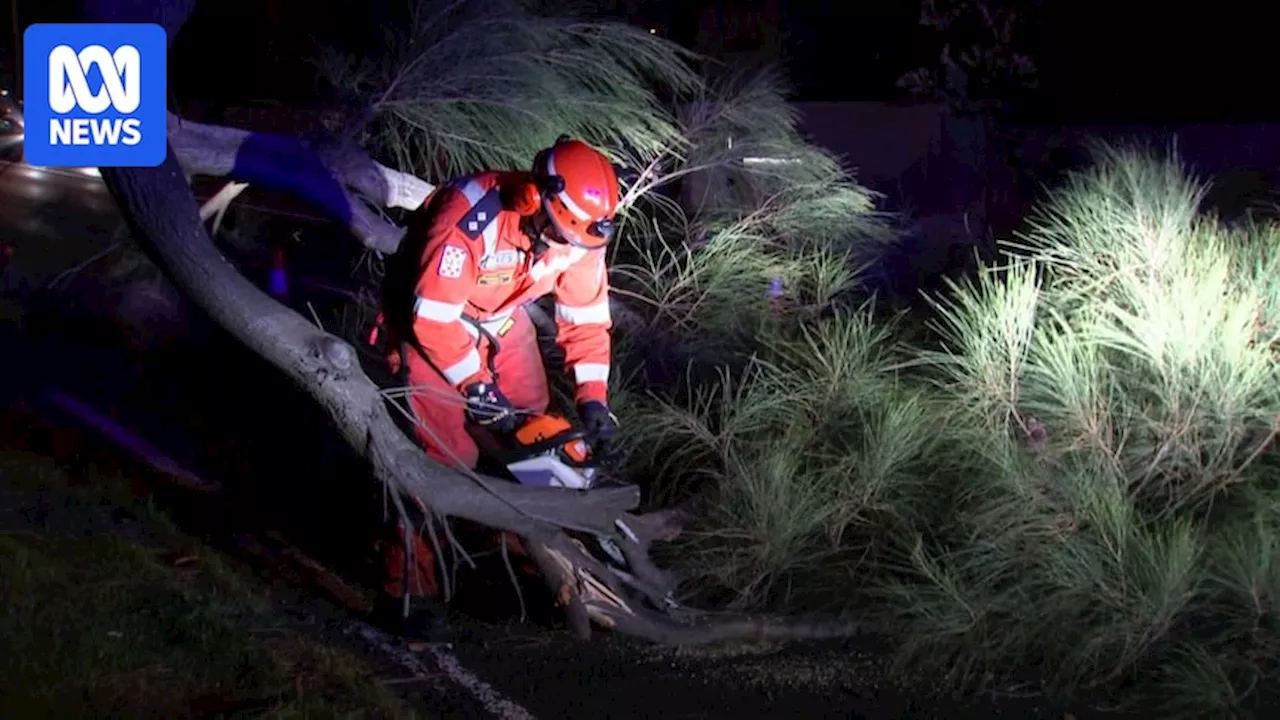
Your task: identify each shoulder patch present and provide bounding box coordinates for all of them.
[456,188,503,241]
[438,244,469,279]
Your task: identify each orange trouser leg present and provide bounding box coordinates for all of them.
[382,521,440,598]
[402,341,481,469]
[384,305,550,596]
[488,306,548,572]
[493,306,551,416]
[381,344,472,600]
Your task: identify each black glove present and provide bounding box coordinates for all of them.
[463,382,518,434]
[578,401,618,446]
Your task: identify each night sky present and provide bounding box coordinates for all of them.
[2,0,1277,123]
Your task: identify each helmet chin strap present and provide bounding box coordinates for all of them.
[522,213,558,258]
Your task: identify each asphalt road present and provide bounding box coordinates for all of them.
[0,158,1083,720]
[0,160,119,291]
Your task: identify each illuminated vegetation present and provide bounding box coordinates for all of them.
[278,0,1280,712]
[614,140,1280,713]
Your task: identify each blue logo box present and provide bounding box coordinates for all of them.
[23,23,167,168]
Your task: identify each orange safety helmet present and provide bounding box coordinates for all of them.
[532,137,620,250]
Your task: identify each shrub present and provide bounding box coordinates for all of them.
[637,140,1280,713]
[873,144,1280,712]
[607,69,929,609]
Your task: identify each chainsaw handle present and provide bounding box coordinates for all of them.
[586,435,616,462]
[531,426,618,468]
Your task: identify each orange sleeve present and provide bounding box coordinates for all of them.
[410,190,488,390]
[552,248,612,405]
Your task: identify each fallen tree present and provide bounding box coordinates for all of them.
[78,0,863,644]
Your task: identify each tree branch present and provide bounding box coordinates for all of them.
[167,112,433,254]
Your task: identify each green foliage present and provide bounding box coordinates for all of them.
[602,62,929,608]
[607,68,894,366]
[314,0,700,180]
[618,310,936,606]
[616,130,1280,714]
[306,2,1280,712]
[873,145,1280,711]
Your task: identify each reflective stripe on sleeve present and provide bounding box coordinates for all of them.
[555,300,611,325]
[414,296,465,323]
[573,363,610,384]
[442,349,482,385]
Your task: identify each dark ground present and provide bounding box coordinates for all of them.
[0,409,1083,719]
[0,159,1106,718]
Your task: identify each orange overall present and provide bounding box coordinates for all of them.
[378,170,613,598]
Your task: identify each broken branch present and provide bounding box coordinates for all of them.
[595,604,867,646]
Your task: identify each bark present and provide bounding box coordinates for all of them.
[168,113,432,254]
[77,0,866,648]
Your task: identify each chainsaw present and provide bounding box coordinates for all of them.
[474,412,638,577]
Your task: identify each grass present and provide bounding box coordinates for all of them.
[0,441,413,718]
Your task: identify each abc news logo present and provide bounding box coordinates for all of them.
[23,23,166,167]
[48,44,143,147]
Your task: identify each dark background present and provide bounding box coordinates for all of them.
[3,0,1276,122]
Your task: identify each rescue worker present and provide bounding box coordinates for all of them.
[372,137,621,640]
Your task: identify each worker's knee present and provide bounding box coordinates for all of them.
[403,363,479,468]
